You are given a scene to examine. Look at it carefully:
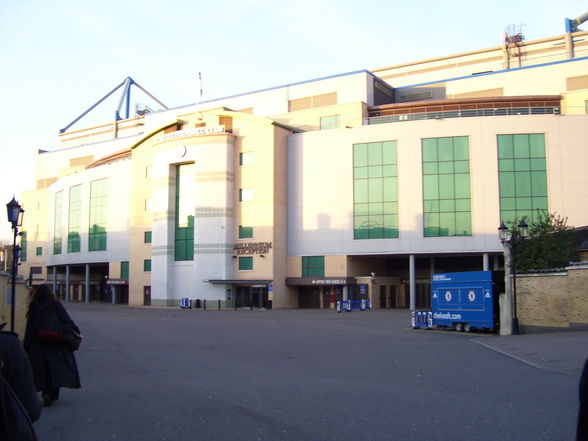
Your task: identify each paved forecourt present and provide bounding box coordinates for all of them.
[33,303,585,441]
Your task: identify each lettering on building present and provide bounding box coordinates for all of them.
[156,125,226,142]
[311,279,347,285]
[233,242,272,255]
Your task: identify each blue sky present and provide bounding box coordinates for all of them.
[0,0,586,241]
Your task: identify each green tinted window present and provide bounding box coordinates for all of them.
[498,134,548,224]
[144,231,152,243]
[239,226,253,239]
[320,115,340,130]
[175,164,195,261]
[20,232,27,262]
[422,136,471,237]
[54,191,63,255]
[121,261,129,279]
[144,259,151,272]
[89,179,108,251]
[238,256,253,271]
[68,185,82,253]
[302,256,325,277]
[353,141,399,239]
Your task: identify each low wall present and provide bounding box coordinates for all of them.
[517,263,588,332]
[0,272,29,338]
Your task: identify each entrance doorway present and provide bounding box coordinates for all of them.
[143,286,151,306]
[235,285,269,308]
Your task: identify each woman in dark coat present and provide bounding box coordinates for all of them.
[0,327,42,440]
[23,284,81,407]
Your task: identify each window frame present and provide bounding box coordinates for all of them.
[421,136,472,237]
[302,256,325,277]
[238,256,253,271]
[238,225,253,239]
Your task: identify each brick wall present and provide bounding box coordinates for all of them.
[517,263,588,331]
[0,273,29,338]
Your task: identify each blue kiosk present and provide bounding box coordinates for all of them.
[413,270,503,332]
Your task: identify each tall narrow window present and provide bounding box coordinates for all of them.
[353,141,398,239]
[302,256,324,277]
[89,179,108,251]
[20,232,27,262]
[68,185,82,253]
[422,136,471,237]
[498,134,548,225]
[175,164,195,261]
[121,261,129,279]
[54,191,63,255]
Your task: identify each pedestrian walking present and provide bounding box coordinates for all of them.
[0,325,42,440]
[23,284,81,407]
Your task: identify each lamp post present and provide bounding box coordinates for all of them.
[498,219,529,335]
[6,197,24,333]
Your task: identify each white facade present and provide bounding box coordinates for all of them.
[45,158,132,267]
[288,114,588,257]
[150,135,235,302]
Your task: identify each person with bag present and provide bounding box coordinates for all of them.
[0,326,42,440]
[23,284,82,407]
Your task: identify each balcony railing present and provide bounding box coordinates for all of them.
[367,106,561,125]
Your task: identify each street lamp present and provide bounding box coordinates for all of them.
[498,219,529,335]
[6,197,24,333]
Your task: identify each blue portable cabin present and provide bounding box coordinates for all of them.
[430,270,504,332]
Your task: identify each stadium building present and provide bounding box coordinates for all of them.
[19,22,588,309]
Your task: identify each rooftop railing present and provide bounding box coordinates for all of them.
[367,106,561,125]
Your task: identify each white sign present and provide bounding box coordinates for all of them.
[156,125,225,142]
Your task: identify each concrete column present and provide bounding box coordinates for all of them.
[499,244,513,336]
[85,264,90,303]
[65,266,70,302]
[52,267,57,294]
[493,254,500,271]
[111,285,117,305]
[483,253,490,271]
[565,32,574,59]
[409,255,416,311]
[429,257,435,277]
[343,285,349,301]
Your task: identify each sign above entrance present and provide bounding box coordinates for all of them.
[285,277,355,286]
[156,125,226,143]
[106,278,128,285]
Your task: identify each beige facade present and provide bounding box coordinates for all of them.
[373,31,588,113]
[14,29,588,314]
